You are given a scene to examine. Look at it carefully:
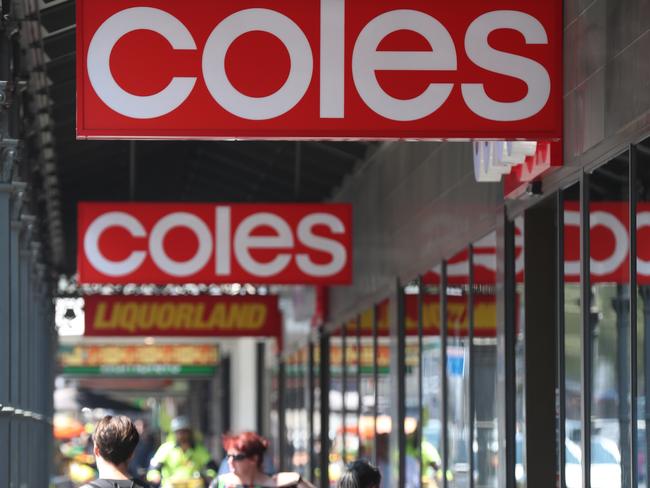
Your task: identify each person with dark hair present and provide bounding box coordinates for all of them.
[81,415,149,488]
[337,460,381,488]
[210,432,315,488]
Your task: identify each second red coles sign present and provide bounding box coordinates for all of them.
[78,203,352,284]
[76,0,562,140]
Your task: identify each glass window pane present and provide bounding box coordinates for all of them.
[422,265,443,487]
[376,300,394,487]
[472,231,499,488]
[345,319,360,465]
[287,348,309,476]
[590,153,630,488]
[514,216,526,487]
[329,328,345,486]
[313,343,322,484]
[404,281,421,488]
[359,307,376,463]
[447,250,471,487]
[636,138,650,488]
[563,182,583,479]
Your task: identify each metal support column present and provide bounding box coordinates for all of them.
[391,279,406,488]
[629,145,639,488]
[18,217,33,488]
[440,262,449,488]
[580,173,592,488]
[468,247,475,488]
[8,196,22,488]
[278,360,287,471]
[557,191,567,488]
[319,331,330,488]
[0,184,11,488]
[496,211,516,488]
[308,342,316,481]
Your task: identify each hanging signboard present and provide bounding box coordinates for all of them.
[76,0,562,140]
[59,344,219,377]
[83,295,282,337]
[78,202,352,284]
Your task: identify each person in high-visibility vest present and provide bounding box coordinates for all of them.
[146,416,217,488]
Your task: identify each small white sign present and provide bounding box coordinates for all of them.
[473,141,537,182]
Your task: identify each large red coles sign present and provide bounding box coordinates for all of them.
[76,0,562,140]
[78,203,352,284]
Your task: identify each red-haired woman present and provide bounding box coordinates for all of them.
[209,432,315,488]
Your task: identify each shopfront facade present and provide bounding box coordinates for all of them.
[273,2,650,487]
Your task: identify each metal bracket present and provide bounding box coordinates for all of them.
[0,12,20,38]
[0,138,19,182]
[0,80,26,110]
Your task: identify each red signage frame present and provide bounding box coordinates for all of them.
[77,202,352,285]
[76,0,562,140]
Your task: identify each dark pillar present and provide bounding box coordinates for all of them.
[523,199,558,488]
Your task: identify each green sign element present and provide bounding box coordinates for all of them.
[63,364,216,377]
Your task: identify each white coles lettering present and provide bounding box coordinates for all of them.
[86,7,197,119]
[352,10,456,121]
[461,11,551,121]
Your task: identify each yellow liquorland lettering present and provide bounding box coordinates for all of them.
[93,302,115,330]
[193,303,208,329]
[208,304,227,330]
[117,303,138,333]
[404,316,418,333]
[136,303,154,330]
[155,303,175,330]
[473,302,496,334]
[447,303,468,332]
[174,303,194,330]
[226,303,244,329]
[422,302,440,332]
[359,309,373,332]
[247,304,267,330]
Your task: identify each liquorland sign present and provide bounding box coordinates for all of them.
[78,203,352,284]
[83,295,281,337]
[76,0,562,140]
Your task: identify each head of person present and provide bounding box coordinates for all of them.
[222,432,268,477]
[92,415,140,468]
[337,460,381,488]
[171,415,193,447]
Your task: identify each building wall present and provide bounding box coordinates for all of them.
[329,0,650,324]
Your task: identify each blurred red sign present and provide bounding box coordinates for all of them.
[76,0,562,140]
[78,203,352,284]
[84,295,282,337]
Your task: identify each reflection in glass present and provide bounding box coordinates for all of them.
[514,216,526,487]
[329,327,345,486]
[344,319,360,465]
[404,281,421,488]
[313,343,322,484]
[422,266,443,487]
[375,300,393,487]
[447,251,471,487]
[287,348,309,476]
[359,307,376,463]
[563,182,583,479]
[472,231,499,488]
[589,154,631,488]
[637,138,650,488]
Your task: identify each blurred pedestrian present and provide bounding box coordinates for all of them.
[129,419,155,479]
[210,432,315,487]
[337,460,381,488]
[146,415,218,487]
[81,415,149,488]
